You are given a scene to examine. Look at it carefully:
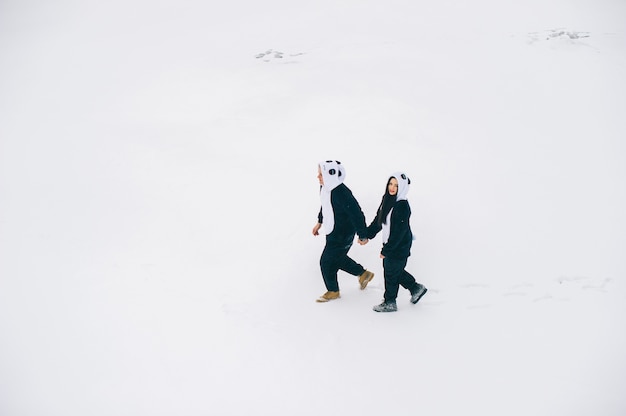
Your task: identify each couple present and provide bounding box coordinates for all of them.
[312,160,427,312]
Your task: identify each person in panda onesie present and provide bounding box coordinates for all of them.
[312,160,375,303]
[362,172,427,312]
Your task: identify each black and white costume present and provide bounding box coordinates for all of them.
[317,160,368,293]
[366,172,426,307]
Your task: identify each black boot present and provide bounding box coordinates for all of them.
[373,301,397,312]
[410,283,427,304]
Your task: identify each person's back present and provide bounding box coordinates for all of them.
[327,182,367,243]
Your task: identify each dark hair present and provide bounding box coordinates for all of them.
[377,176,397,226]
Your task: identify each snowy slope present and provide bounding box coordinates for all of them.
[1,1,625,415]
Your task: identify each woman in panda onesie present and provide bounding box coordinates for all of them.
[363,172,427,312]
[312,160,375,303]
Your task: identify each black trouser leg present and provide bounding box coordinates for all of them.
[320,236,365,292]
[383,257,416,302]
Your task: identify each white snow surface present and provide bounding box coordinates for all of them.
[1,1,625,415]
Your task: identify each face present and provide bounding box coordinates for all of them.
[317,166,324,185]
[388,177,398,196]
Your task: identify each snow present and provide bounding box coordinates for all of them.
[1,1,625,415]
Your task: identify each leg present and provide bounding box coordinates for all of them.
[334,234,366,277]
[393,260,427,303]
[335,240,372,290]
[382,257,406,303]
[337,250,366,277]
[398,269,419,293]
[320,244,342,292]
[322,244,365,287]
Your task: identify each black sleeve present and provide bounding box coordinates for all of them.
[365,207,383,240]
[317,207,323,223]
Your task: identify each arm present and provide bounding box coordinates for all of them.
[364,196,385,240]
[365,211,382,240]
[312,207,323,236]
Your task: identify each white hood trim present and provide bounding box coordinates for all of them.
[319,160,346,235]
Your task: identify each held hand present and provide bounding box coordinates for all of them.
[312,223,322,236]
[380,254,385,259]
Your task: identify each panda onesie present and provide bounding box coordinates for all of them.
[365,172,427,311]
[316,160,370,297]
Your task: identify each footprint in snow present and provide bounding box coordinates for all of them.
[254,49,304,63]
[527,28,591,44]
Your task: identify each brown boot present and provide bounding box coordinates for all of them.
[316,291,341,302]
[358,270,374,290]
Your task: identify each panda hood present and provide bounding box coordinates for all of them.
[391,171,411,201]
[319,160,346,191]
